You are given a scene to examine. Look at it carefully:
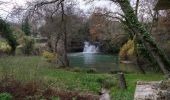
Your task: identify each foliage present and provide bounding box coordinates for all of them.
[33,43,48,55]
[12,26,25,44]
[117,0,170,74]
[0,56,112,93]
[21,36,35,55]
[0,41,12,54]
[22,18,31,36]
[0,56,164,99]
[119,39,135,61]
[98,77,115,89]
[0,18,17,53]
[51,96,60,100]
[42,51,56,62]
[86,68,97,73]
[72,67,82,72]
[0,93,13,100]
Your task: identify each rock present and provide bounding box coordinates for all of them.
[134,81,170,100]
[120,60,133,64]
[99,88,110,100]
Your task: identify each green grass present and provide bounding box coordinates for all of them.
[111,73,164,100]
[0,56,164,100]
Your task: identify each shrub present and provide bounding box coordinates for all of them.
[15,45,23,55]
[0,18,17,53]
[86,68,97,73]
[51,96,60,100]
[110,70,122,74]
[33,43,48,55]
[0,41,12,54]
[0,93,13,100]
[12,27,25,43]
[72,67,81,72]
[22,17,31,36]
[42,51,56,62]
[97,77,115,89]
[119,39,135,61]
[21,36,35,55]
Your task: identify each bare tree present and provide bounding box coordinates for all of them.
[14,0,69,67]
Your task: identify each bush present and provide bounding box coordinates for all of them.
[0,93,13,100]
[119,39,135,61]
[33,43,48,55]
[86,68,97,73]
[51,96,60,100]
[97,77,115,89]
[0,18,17,53]
[0,41,12,54]
[72,67,81,72]
[21,36,35,55]
[15,45,23,55]
[42,51,57,62]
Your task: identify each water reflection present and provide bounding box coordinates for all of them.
[68,53,139,73]
[84,54,95,65]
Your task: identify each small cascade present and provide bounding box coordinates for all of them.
[83,41,99,53]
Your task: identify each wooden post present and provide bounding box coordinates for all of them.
[118,72,127,89]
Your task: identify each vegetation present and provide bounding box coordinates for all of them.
[42,51,57,62]
[21,36,35,55]
[0,40,12,54]
[0,93,13,100]
[22,17,31,36]
[0,19,17,54]
[116,0,170,75]
[111,73,163,100]
[0,56,164,99]
[119,39,135,61]
[0,0,170,99]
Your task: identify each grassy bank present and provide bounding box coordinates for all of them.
[0,56,164,100]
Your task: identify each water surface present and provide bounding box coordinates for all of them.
[68,53,139,73]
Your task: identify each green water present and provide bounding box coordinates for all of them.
[68,53,139,73]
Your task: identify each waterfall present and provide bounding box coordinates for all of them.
[83,41,99,53]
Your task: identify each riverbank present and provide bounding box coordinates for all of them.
[0,56,164,99]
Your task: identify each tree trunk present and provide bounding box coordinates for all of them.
[118,72,127,89]
[135,0,140,16]
[115,0,170,76]
[134,0,146,74]
[134,37,146,74]
[61,2,69,67]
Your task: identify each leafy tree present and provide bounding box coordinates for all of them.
[0,18,17,54]
[22,17,31,36]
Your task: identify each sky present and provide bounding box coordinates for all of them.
[0,0,28,18]
[0,0,118,20]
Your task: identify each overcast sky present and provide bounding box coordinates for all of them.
[0,0,119,20]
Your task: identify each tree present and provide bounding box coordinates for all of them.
[23,0,79,67]
[112,0,170,76]
[22,17,31,36]
[135,0,139,16]
[0,18,17,54]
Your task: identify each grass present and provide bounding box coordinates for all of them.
[111,73,164,100]
[0,56,164,100]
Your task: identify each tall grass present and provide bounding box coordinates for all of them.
[0,56,113,93]
[0,56,164,99]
